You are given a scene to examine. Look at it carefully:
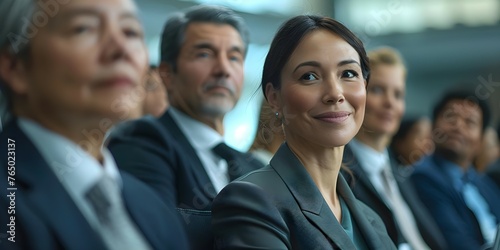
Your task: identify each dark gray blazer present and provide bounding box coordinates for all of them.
[212,143,396,250]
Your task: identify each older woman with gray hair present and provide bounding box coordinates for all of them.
[0,0,188,249]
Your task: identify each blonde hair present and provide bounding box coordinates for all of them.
[368,47,406,75]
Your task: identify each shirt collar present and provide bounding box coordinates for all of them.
[169,107,224,150]
[17,118,122,195]
[349,138,390,176]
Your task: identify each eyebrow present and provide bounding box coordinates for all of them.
[338,59,361,67]
[293,59,360,73]
[193,42,245,54]
[56,7,139,22]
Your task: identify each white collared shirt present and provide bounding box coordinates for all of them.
[18,118,122,231]
[169,108,229,193]
[349,138,392,204]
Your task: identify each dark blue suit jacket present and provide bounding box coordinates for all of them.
[486,159,500,190]
[107,110,264,249]
[212,143,396,249]
[341,145,447,250]
[0,120,188,250]
[411,154,500,250]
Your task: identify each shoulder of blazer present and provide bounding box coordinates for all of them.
[110,115,172,147]
[235,166,290,198]
[411,156,450,187]
[108,115,186,170]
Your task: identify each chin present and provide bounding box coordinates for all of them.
[321,134,354,148]
[376,126,397,136]
[202,103,235,116]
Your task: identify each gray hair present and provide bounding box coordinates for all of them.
[0,0,37,54]
[160,5,250,72]
[0,0,37,124]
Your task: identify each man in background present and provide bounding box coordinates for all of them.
[412,88,500,250]
[108,5,264,249]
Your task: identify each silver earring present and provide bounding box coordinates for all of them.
[275,112,279,119]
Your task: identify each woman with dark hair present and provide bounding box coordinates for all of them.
[211,15,395,249]
[390,116,434,167]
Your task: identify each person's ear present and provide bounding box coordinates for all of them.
[0,52,29,95]
[265,82,282,114]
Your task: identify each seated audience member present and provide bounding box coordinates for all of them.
[411,88,500,250]
[107,5,264,249]
[142,65,169,117]
[0,0,188,249]
[474,126,499,173]
[211,15,396,249]
[248,100,285,164]
[390,116,434,167]
[486,124,500,189]
[342,47,446,250]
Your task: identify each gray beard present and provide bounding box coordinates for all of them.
[201,102,234,117]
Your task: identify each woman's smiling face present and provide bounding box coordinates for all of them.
[266,29,367,148]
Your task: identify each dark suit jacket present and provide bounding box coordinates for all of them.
[411,154,500,250]
[486,159,500,190]
[212,143,396,250]
[108,110,264,249]
[0,120,188,250]
[341,144,447,250]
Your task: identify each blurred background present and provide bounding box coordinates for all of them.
[136,0,500,151]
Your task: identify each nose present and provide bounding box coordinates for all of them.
[100,23,130,63]
[453,117,467,130]
[383,92,395,109]
[446,115,468,136]
[322,78,345,104]
[212,54,231,78]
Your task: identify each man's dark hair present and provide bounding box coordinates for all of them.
[160,5,249,72]
[432,87,491,131]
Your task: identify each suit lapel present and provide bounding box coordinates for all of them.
[121,173,161,249]
[343,145,385,203]
[271,143,356,249]
[470,171,500,219]
[7,122,106,250]
[337,175,386,250]
[389,157,417,215]
[302,209,355,249]
[159,111,217,199]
